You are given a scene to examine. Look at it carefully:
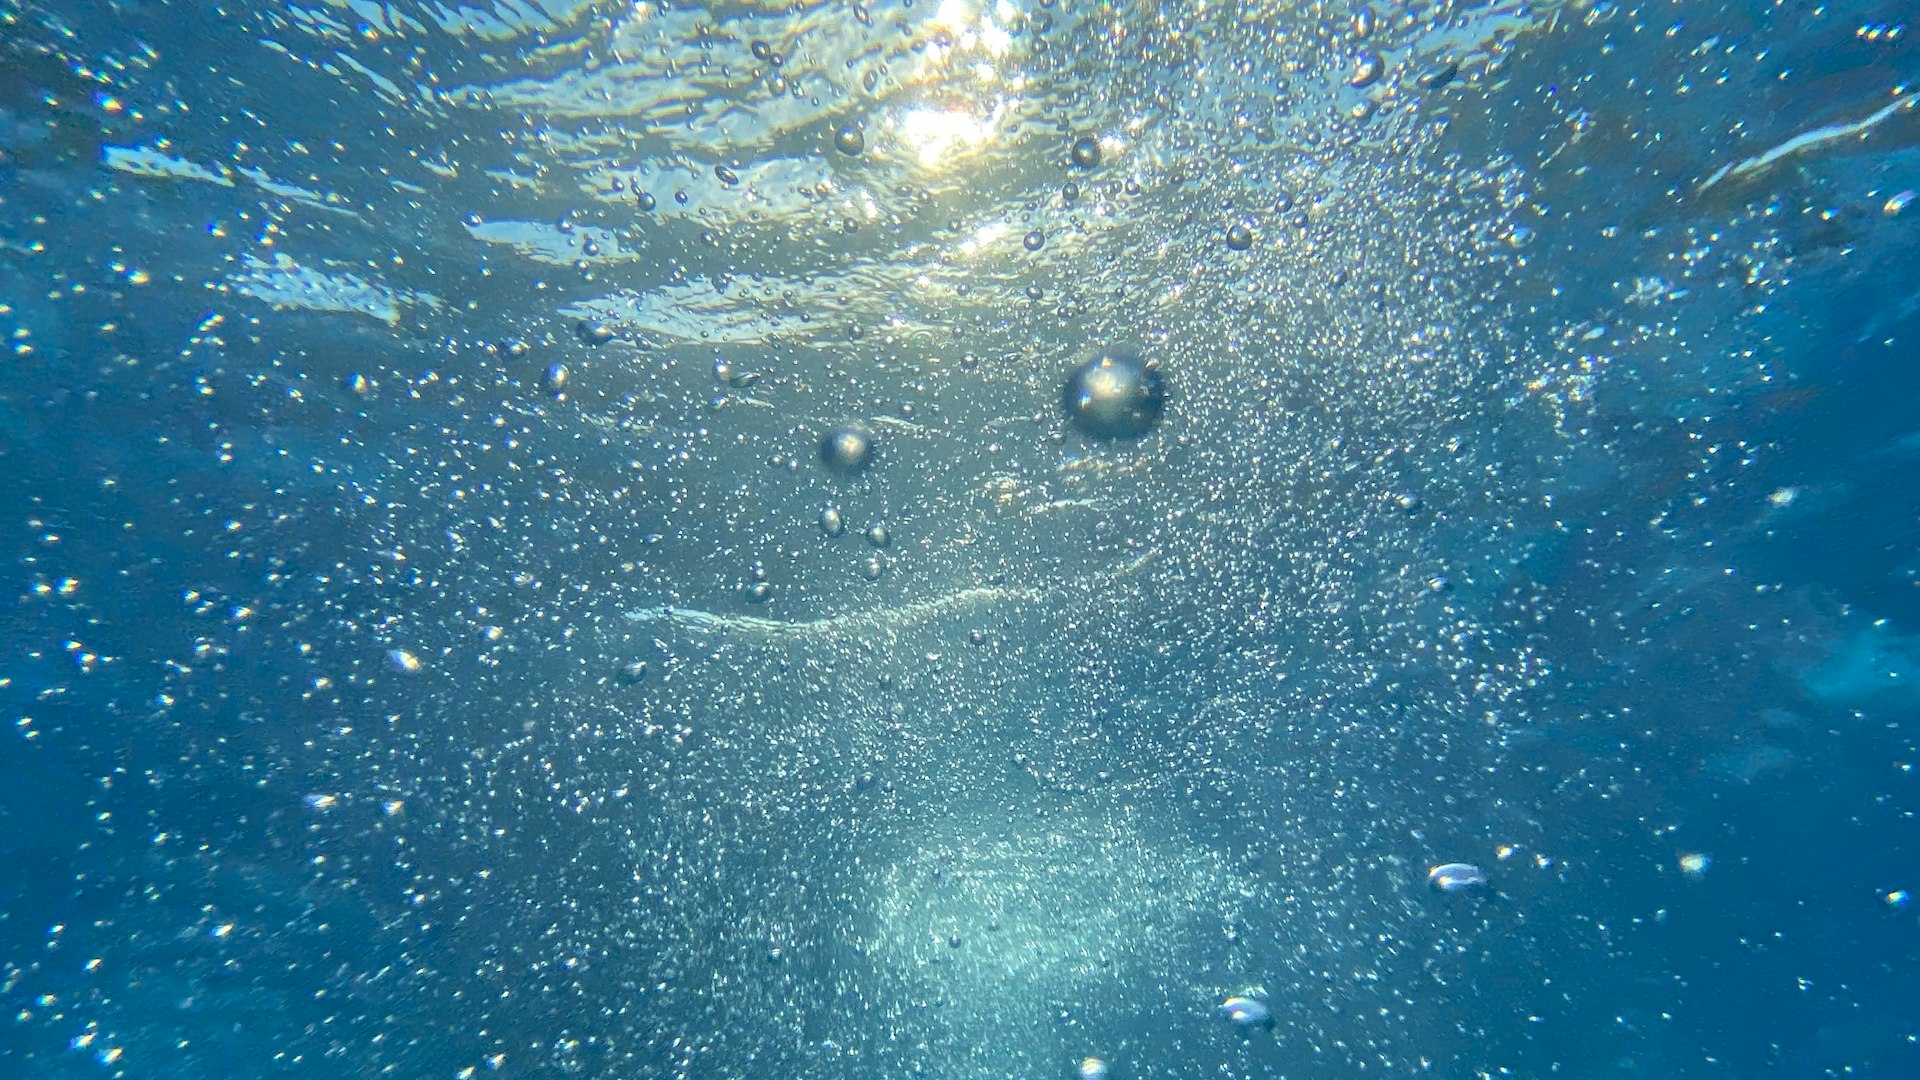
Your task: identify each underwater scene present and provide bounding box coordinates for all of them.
[2,0,1917,1075]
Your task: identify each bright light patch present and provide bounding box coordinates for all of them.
[897,106,998,170]
[932,0,973,33]
[958,221,1011,256]
[930,0,1012,54]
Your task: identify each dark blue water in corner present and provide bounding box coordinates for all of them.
[2,0,1917,1076]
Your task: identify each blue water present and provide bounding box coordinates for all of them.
[2,0,1918,1076]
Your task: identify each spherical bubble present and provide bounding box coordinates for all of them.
[834,124,865,156]
[1061,348,1167,440]
[819,505,845,538]
[860,556,885,580]
[864,521,891,549]
[819,424,875,473]
[1225,221,1254,250]
[1069,135,1102,169]
[544,363,570,393]
[1417,61,1459,90]
[620,660,649,684]
[745,581,773,604]
[1220,995,1272,1028]
[575,319,613,346]
[1349,51,1385,87]
[1078,1057,1110,1080]
[1023,230,1045,251]
[1427,862,1487,893]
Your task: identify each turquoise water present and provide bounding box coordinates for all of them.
[2,0,1917,1075]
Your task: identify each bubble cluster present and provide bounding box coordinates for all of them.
[5,0,1908,1077]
